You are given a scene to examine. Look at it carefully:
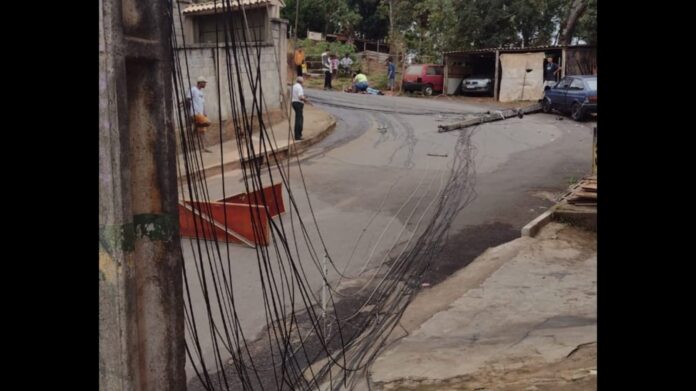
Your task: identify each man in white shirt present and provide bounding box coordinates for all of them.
[186,76,212,152]
[321,50,332,90]
[188,77,206,116]
[339,53,353,75]
[291,77,309,141]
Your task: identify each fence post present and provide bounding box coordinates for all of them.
[592,126,597,175]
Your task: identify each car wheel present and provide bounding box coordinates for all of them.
[571,102,585,121]
[542,98,552,113]
[423,84,433,96]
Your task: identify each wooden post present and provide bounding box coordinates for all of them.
[494,50,500,101]
[444,53,449,95]
[592,126,597,174]
[401,44,406,94]
[561,47,567,78]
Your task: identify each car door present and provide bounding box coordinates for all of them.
[554,77,573,109]
[546,77,568,109]
[424,65,438,88]
[431,66,444,91]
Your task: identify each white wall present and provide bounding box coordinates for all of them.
[171,3,288,123]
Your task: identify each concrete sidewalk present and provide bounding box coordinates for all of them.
[369,221,597,390]
[177,105,336,179]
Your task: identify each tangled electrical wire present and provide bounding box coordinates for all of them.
[166,1,479,390]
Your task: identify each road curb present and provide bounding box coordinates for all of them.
[180,111,337,180]
[521,206,557,237]
[290,118,336,156]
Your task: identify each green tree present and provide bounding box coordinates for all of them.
[558,0,590,44]
[573,0,596,45]
[451,0,518,49]
[282,0,362,37]
[508,0,565,47]
[329,0,362,35]
[348,0,389,40]
[283,0,595,54]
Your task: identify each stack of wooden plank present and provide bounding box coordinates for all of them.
[567,176,597,206]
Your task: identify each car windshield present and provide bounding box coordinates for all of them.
[467,75,491,80]
[406,65,423,75]
[585,79,597,90]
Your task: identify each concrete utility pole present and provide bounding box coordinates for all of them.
[99,0,185,389]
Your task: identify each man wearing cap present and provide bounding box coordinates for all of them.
[292,77,309,141]
[186,76,212,152]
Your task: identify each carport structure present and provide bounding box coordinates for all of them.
[443,45,595,102]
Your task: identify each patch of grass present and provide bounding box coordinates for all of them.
[565,176,579,185]
[302,73,354,91]
[303,71,401,92]
[296,39,355,59]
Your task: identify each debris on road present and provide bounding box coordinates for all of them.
[566,176,597,205]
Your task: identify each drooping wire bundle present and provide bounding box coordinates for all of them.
[166,1,479,390]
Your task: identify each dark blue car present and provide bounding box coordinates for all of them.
[542,75,597,121]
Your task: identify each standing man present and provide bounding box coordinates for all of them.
[339,53,353,76]
[331,54,339,79]
[321,48,332,90]
[543,57,561,88]
[294,46,305,76]
[292,76,309,141]
[186,76,212,153]
[387,57,396,92]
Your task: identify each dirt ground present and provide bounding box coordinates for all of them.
[378,342,596,391]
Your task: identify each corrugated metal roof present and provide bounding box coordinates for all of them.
[183,0,282,14]
[443,44,594,56]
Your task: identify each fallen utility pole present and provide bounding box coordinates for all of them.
[437,102,543,133]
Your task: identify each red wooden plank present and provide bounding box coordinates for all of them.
[222,183,285,217]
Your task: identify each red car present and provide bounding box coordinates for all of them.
[403,64,444,96]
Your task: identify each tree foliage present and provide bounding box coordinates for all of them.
[283,0,596,54]
[295,38,357,58]
[282,0,362,37]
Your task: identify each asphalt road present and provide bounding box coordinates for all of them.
[183,89,594,389]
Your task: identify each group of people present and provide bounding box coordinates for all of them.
[185,49,400,151]
[321,51,355,90]
[185,74,309,147]
[294,46,397,92]
[294,46,355,90]
[347,57,395,94]
[184,54,575,152]
[288,50,399,140]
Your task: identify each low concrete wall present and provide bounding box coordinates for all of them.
[172,19,289,147]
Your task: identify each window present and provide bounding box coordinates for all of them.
[557,78,572,89]
[427,66,443,76]
[585,79,597,90]
[570,78,584,90]
[197,9,267,44]
[406,65,423,75]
